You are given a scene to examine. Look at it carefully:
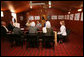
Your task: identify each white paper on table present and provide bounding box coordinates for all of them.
[20,28,24,30]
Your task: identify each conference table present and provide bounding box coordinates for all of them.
[6,29,58,46]
[38,31,57,46]
[21,28,58,46]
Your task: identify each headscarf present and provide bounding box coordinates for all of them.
[30,22,35,27]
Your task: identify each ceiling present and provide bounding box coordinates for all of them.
[1,1,83,13]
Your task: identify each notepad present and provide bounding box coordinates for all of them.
[21,28,24,30]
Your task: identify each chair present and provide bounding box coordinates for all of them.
[42,33,55,49]
[26,33,39,48]
[1,33,8,41]
[59,29,71,43]
[63,29,71,42]
[9,34,24,48]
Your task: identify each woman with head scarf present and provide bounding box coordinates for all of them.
[29,21,38,34]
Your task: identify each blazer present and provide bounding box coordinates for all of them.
[29,26,38,34]
[7,23,15,31]
[1,26,7,36]
[12,27,23,35]
[58,25,67,36]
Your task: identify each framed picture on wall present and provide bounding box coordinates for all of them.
[64,15,67,19]
[70,14,74,20]
[51,15,57,20]
[74,13,80,21]
[35,16,40,20]
[81,12,83,21]
[20,16,23,21]
[47,15,51,20]
[58,15,64,19]
[29,16,34,20]
[66,15,69,20]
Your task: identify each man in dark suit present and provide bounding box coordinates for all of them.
[1,21,9,38]
[7,21,15,31]
[12,27,23,35]
[11,25,23,46]
[29,22,38,34]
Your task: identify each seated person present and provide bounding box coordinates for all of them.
[45,20,53,35]
[1,21,9,37]
[25,20,31,34]
[26,22,39,47]
[7,21,15,31]
[25,20,31,27]
[11,24,23,46]
[36,21,42,31]
[29,22,38,34]
[57,21,67,43]
[13,22,20,28]
[12,24,23,35]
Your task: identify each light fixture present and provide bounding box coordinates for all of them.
[78,9,82,12]
[49,1,51,5]
[49,1,51,8]
[49,5,51,8]
[68,9,71,14]
[30,5,32,9]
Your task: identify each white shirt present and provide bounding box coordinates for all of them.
[13,23,20,28]
[3,26,9,32]
[58,25,67,36]
[42,27,47,33]
[30,22,35,27]
[12,18,16,23]
[46,21,51,28]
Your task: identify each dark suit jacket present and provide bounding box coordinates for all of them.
[1,26,7,37]
[7,23,15,31]
[46,28,54,35]
[29,26,38,34]
[13,27,23,35]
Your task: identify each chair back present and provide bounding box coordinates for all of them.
[66,29,70,36]
[27,33,38,41]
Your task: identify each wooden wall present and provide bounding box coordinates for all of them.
[1,10,12,25]
[17,8,83,38]
[17,8,66,27]
[1,8,83,38]
[64,8,83,38]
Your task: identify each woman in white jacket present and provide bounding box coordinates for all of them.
[57,21,67,43]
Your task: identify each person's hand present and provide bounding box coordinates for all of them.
[12,32,14,34]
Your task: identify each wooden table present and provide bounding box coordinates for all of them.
[7,30,57,46]
[37,31,57,46]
